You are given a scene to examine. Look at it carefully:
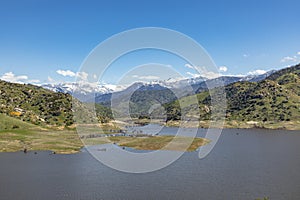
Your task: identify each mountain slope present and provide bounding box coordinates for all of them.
[0,113,38,130]
[164,64,300,129]
[0,80,74,126]
[94,72,276,121]
[0,80,112,127]
[225,64,300,122]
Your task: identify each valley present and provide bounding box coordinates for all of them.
[1,64,300,153]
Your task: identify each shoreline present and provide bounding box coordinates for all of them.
[1,122,299,154]
[164,120,300,131]
[127,117,300,131]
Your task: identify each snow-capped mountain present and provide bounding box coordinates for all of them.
[239,70,277,82]
[42,70,276,102]
[43,82,112,95]
[42,82,127,101]
[148,76,207,89]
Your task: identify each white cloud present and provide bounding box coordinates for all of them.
[56,70,76,77]
[225,74,245,77]
[56,69,88,81]
[185,64,220,79]
[243,54,249,58]
[200,71,220,79]
[132,75,160,80]
[0,72,28,83]
[247,69,267,76]
[219,66,228,72]
[29,79,40,83]
[76,72,88,81]
[186,72,202,78]
[281,56,297,63]
[185,63,195,69]
[0,72,40,84]
[297,52,300,55]
[47,76,55,83]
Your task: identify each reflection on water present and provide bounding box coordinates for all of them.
[0,128,300,200]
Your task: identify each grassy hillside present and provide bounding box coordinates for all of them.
[0,80,75,127]
[226,64,300,123]
[164,64,300,129]
[0,113,38,130]
[0,113,83,153]
[0,80,112,128]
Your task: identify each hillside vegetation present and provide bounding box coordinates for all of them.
[0,80,118,153]
[0,80,112,128]
[0,81,75,127]
[0,113,83,153]
[165,64,300,129]
[0,64,300,153]
[1,64,300,132]
[0,113,38,130]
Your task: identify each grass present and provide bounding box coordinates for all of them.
[2,111,298,155]
[0,115,82,153]
[0,129,83,154]
[0,113,38,130]
[106,135,209,152]
[2,110,297,155]
[166,119,300,130]
[0,114,209,153]
[0,130,83,153]
[0,114,83,154]
[0,127,209,153]
[224,120,300,130]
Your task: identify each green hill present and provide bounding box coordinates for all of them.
[0,81,113,153]
[0,80,74,127]
[0,113,38,130]
[0,81,80,153]
[0,80,112,128]
[164,64,300,130]
[0,112,84,154]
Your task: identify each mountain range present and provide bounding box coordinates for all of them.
[1,64,300,130]
[41,71,275,102]
[89,70,277,118]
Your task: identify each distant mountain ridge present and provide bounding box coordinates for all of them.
[41,71,275,103]
[164,64,300,129]
[90,71,277,119]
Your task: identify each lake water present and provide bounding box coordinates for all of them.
[0,128,300,200]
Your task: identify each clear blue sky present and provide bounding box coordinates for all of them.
[0,0,299,84]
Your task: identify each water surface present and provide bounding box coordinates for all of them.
[0,128,299,200]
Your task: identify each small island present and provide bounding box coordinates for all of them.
[85,135,210,152]
[0,113,209,153]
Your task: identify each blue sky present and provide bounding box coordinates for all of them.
[0,0,300,84]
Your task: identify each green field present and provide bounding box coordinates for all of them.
[84,135,210,152]
[0,113,38,130]
[0,114,209,153]
[0,114,83,154]
[112,135,210,152]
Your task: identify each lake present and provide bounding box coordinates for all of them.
[0,127,300,200]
